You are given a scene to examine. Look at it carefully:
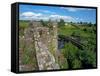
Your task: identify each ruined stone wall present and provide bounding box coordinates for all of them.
[19,21,59,71]
[48,22,59,62]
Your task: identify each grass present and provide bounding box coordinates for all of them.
[19,20,38,70]
[58,24,92,37]
[19,21,29,36]
[19,20,96,70]
[58,23,96,69]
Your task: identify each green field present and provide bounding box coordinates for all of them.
[58,21,96,69]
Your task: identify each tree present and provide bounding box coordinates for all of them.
[40,20,47,26]
[58,19,65,27]
[88,22,92,27]
[80,21,83,24]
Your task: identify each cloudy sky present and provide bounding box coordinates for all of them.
[19,4,96,23]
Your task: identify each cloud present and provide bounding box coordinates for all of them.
[42,10,56,14]
[61,7,95,12]
[20,11,74,22]
[49,14,74,21]
[21,12,42,17]
[61,7,78,12]
[66,8,77,12]
[20,11,43,20]
[75,17,83,21]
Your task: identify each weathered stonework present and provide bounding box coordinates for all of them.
[19,21,59,71]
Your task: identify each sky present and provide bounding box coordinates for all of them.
[19,4,96,23]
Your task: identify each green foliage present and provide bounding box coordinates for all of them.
[48,43,55,56]
[72,59,82,69]
[79,50,96,68]
[40,20,48,26]
[61,42,81,69]
[61,41,96,69]
[19,20,96,70]
[88,22,92,27]
[19,21,29,36]
[60,59,69,69]
[62,42,79,59]
[19,20,38,69]
[58,53,69,69]
[22,48,30,64]
[58,19,65,27]
[19,21,28,30]
[83,28,87,31]
[71,31,80,37]
[22,46,35,65]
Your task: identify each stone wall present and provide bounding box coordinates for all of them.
[19,21,59,71]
